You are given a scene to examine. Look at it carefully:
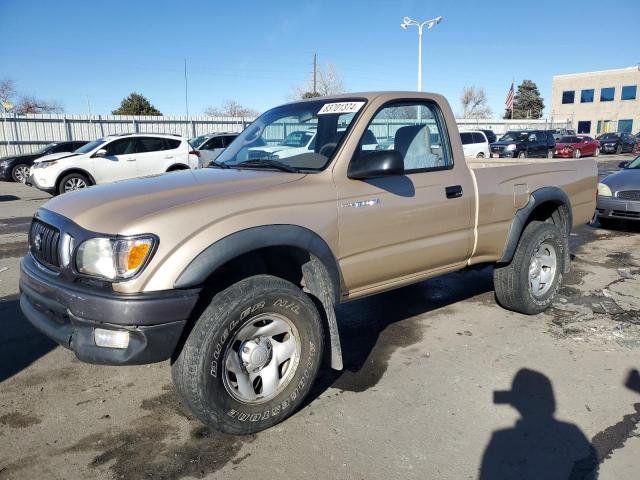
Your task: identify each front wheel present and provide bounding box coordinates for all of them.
[494,221,566,315]
[573,149,581,159]
[594,147,600,157]
[58,172,90,194]
[172,275,324,434]
[518,151,527,159]
[11,163,31,183]
[616,145,622,155]
[547,149,554,159]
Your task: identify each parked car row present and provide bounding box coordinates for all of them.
[596,132,638,155]
[1,132,246,195]
[0,141,88,182]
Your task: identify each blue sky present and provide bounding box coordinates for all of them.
[1,0,638,117]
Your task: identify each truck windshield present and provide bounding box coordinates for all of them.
[214,99,366,172]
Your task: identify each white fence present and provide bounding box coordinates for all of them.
[0,113,571,157]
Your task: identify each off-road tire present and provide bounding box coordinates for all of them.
[171,274,324,435]
[494,221,566,315]
[58,172,90,195]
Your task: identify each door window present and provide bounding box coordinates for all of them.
[472,132,485,143]
[203,137,225,150]
[460,132,473,145]
[359,101,452,172]
[223,135,238,147]
[105,138,136,156]
[136,137,166,153]
[165,138,181,149]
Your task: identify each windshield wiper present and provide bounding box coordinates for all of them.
[207,160,231,169]
[236,159,301,173]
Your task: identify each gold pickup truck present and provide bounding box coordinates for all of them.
[19,92,597,434]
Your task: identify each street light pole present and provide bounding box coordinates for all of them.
[401,16,443,92]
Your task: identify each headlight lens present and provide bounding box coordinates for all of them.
[76,236,155,279]
[597,183,612,197]
[32,160,58,169]
[506,144,516,151]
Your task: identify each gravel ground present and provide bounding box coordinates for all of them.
[0,155,639,480]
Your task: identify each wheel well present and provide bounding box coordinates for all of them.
[167,164,189,172]
[55,169,95,191]
[526,200,570,234]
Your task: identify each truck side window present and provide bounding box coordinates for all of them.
[357,101,452,173]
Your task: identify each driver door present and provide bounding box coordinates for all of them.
[92,137,138,183]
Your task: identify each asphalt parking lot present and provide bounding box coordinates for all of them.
[0,155,639,480]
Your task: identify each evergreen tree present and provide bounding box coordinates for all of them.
[112,93,162,116]
[504,80,544,119]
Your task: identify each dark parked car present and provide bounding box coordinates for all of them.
[0,141,88,182]
[596,155,640,227]
[596,132,637,155]
[490,130,556,159]
[479,129,497,144]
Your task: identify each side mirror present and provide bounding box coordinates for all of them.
[94,148,107,158]
[619,161,629,169]
[348,150,404,180]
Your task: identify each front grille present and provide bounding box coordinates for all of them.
[611,210,640,218]
[30,219,61,269]
[617,190,640,201]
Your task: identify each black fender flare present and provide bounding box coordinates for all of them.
[499,186,573,264]
[174,225,342,299]
[174,225,344,369]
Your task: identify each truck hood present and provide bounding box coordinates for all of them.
[42,168,305,233]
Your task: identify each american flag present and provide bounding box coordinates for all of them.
[505,82,514,110]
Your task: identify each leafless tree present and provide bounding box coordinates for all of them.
[204,100,259,118]
[14,96,64,115]
[291,62,345,99]
[0,78,17,111]
[460,86,492,119]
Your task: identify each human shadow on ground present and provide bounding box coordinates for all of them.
[0,294,57,383]
[479,369,598,480]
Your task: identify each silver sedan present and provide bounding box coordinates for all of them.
[596,155,640,227]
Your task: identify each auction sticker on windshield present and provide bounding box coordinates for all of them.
[318,101,365,115]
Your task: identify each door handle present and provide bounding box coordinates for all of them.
[164,155,174,159]
[126,157,136,162]
[445,185,463,199]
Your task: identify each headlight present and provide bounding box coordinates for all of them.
[32,160,58,169]
[597,183,612,197]
[76,236,156,280]
[505,144,516,151]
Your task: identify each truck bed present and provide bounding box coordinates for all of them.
[466,158,598,264]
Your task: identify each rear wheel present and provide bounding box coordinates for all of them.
[58,173,90,195]
[547,149,553,159]
[171,275,324,434]
[476,152,485,158]
[10,163,30,183]
[616,144,622,155]
[494,221,566,315]
[594,147,600,157]
[518,151,526,159]
[573,149,581,159]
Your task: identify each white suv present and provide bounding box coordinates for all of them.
[460,131,490,158]
[28,133,200,195]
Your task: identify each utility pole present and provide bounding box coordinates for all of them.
[184,58,189,117]
[313,53,317,95]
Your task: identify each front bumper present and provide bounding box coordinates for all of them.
[601,144,618,153]
[490,149,515,158]
[19,254,201,365]
[25,173,55,193]
[596,196,640,221]
[0,163,11,181]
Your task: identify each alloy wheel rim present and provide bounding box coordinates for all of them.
[222,312,301,404]
[14,165,30,182]
[528,240,557,298]
[64,177,87,191]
